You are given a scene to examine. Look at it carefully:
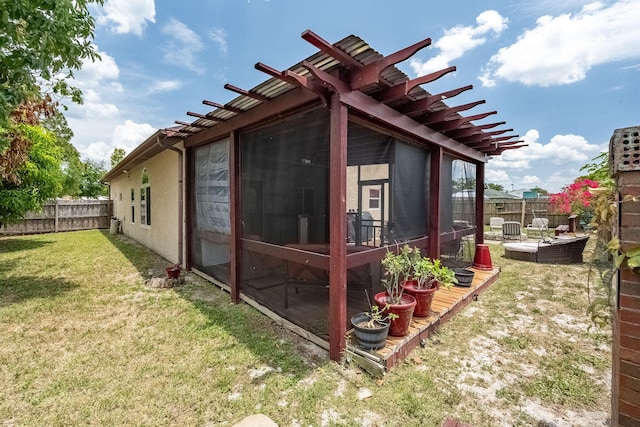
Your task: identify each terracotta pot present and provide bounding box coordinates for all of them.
[373,292,416,337]
[402,280,437,317]
[166,266,181,279]
[351,312,390,350]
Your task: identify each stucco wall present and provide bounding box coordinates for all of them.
[109,143,182,264]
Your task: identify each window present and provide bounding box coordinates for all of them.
[140,170,151,226]
[130,188,135,223]
[369,188,380,209]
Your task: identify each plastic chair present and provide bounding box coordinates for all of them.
[526,218,549,238]
[502,221,522,241]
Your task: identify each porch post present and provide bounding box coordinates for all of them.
[428,146,442,258]
[329,93,348,361]
[229,131,241,304]
[476,162,485,244]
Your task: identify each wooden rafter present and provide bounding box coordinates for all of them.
[396,85,473,116]
[457,128,513,144]
[444,122,505,138]
[202,100,244,115]
[374,66,456,103]
[350,37,432,90]
[471,135,519,149]
[301,30,362,70]
[223,83,271,103]
[255,62,328,97]
[418,100,486,125]
[428,111,497,132]
[171,122,199,133]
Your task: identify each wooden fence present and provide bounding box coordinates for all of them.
[0,199,112,235]
[482,198,567,228]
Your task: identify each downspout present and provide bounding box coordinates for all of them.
[157,136,184,267]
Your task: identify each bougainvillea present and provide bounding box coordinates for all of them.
[550,178,600,215]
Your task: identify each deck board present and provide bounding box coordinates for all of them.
[346,266,500,374]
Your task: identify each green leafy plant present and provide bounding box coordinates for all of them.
[380,244,415,304]
[362,304,398,328]
[413,256,457,289]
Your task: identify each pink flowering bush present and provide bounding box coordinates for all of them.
[550,178,600,215]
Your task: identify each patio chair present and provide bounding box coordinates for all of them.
[502,221,523,241]
[526,217,549,238]
[489,217,505,240]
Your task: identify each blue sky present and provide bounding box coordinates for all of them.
[66,0,640,193]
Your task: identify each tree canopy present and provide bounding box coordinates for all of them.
[0,0,105,224]
[0,0,103,124]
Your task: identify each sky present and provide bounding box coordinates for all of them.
[65,0,640,194]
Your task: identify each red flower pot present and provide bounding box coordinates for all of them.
[373,292,416,337]
[402,280,437,317]
[166,266,181,279]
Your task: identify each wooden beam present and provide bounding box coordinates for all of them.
[351,37,432,90]
[456,128,512,144]
[184,87,320,148]
[223,83,271,103]
[301,29,362,69]
[202,100,244,115]
[172,122,199,133]
[255,62,328,97]
[174,120,210,128]
[396,84,472,116]
[230,130,240,304]
[427,111,497,132]
[328,93,348,362]
[187,111,209,119]
[476,163,485,245]
[419,100,486,125]
[429,146,442,258]
[444,121,505,138]
[374,66,456,103]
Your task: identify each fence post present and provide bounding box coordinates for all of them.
[54,199,59,233]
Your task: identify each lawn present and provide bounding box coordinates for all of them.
[0,230,611,426]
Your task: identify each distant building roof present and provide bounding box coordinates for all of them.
[485,188,520,199]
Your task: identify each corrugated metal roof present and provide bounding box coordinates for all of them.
[165,33,521,155]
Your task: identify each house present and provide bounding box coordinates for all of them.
[103,30,525,362]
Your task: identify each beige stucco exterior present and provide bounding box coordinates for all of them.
[108,142,183,264]
[346,164,389,222]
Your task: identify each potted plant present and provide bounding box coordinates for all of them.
[374,244,417,337]
[350,304,398,350]
[403,256,457,317]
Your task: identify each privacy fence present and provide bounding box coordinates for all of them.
[481,198,568,228]
[0,199,112,235]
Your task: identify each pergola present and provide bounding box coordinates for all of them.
[166,30,525,361]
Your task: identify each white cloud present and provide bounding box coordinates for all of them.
[208,28,228,55]
[482,0,640,86]
[75,120,155,161]
[521,175,541,185]
[97,0,156,36]
[148,80,184,93]
[410,10,508,76]
[162,18,205,74]
[112,120,156,153]
[76,51,120,84]
[485,168,510,182]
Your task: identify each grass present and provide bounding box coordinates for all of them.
[0,230,611,426]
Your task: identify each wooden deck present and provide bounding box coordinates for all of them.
[346,266,500,376]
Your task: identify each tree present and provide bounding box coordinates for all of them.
[453,177,476,191]
[0,0,103,221]
[110,148,126,168]
[0,0,103,125]
[486,183,504,191]
[0,124,62,226]
[80,159,108,198]
[581,152,613,188]
[42,111,84,197]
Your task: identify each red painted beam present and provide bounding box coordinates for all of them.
[419,100,486,125]
[301,29,362,69]
[351,37,432,90]
[444,121,505,137]
[328,94,348,362]
[374,66,456,103]
[223,83,271,103]
[202,100,244,115]
[396,85,473,116]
